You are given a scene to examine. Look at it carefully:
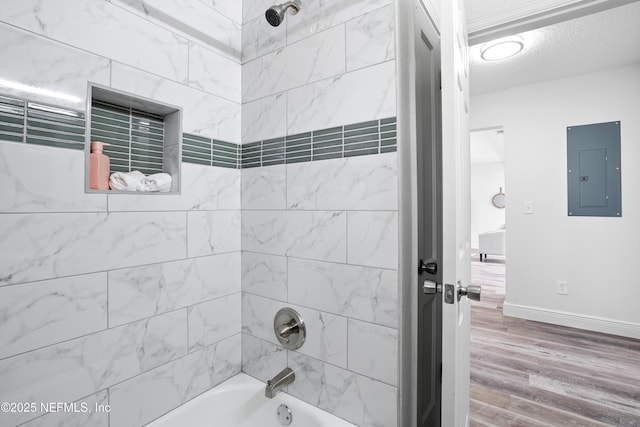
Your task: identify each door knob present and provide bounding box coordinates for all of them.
[457,283,481,302]
[418,259,437,275]
[423,280,442,294]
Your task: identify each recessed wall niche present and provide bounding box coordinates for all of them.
[85,83,182,194]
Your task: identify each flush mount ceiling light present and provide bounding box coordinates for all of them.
[480,36,524,61]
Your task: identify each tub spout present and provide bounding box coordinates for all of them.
[265,367,295,398]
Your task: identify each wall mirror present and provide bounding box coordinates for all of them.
[492,187,506,208]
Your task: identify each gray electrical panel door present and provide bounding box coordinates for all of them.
[567,121,621,217]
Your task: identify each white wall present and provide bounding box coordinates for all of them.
[471,64,640,338]
[470,162,505,248]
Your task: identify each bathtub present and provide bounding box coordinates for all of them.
[146,373,356,427]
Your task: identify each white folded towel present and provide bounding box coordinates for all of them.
[138,173,172,192]
[109,170,145,191]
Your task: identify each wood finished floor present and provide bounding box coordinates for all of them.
[469,256,640,427]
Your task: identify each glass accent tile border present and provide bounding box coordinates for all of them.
[0,94,240,170]
[183,133,239,169]
[0,94,397,171]
[91,100,165,176]
[240,117,397,169]
[0,95,86,149]
[0,95,26,143]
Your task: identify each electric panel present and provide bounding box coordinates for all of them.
[567,121,621,217]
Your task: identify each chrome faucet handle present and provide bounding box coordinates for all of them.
[277,319,299,342]
[274,308,306,350]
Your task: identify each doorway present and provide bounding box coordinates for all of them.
[470,128,505,264]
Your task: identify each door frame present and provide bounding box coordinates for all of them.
[395,0,442,426]
[397,0,473,425]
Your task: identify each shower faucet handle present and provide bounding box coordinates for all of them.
[277,319,299,342]
[274,307,306,350]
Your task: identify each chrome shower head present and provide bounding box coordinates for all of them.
[265,1,300,27]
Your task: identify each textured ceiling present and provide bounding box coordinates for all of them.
[469,1,640,95]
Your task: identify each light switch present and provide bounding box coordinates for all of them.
[524,201,534,214]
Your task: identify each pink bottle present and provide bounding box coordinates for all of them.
[89,141,111,190]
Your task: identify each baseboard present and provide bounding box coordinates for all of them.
[503,302,640,340]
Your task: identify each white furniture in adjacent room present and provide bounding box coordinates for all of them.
[479,227,505,261]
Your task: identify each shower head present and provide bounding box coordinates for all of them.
[265,1,300,27]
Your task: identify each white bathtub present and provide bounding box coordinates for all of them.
[146,373,356,427]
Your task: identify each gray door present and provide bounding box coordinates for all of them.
[415,8,442,427]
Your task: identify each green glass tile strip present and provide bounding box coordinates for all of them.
[241,117,397,168]
[312,152,342,161]
[3,92,396,169]
[312,126,342,160]
[131,110,163,174]
[213,139,239,151]
[380,117,397,152]
[0,96,25,143]
[183,132,212,165]
[0,95,25,114]
[26,102,85,150]
[262,137,284,166]
[184,157,211,166]
[91,100,130,168]
[182,134,238,169]
[90,100,165,173]
[285,132,311,164]
[344,147,379,157]
[213,139,239,169]
[211,160,236,169]
[241,141,261,169]
[344,120,378,131]
[343,117,380,157]
[344,133,379,146]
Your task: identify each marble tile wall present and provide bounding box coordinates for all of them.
[0,143,242,427]
[241,1,396,142]
[0,1,241,139]
[0,1,242,426]
[240,2,398,426]
[0,144,242,427]
[241,154,399,427]
[0,1,400,426]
